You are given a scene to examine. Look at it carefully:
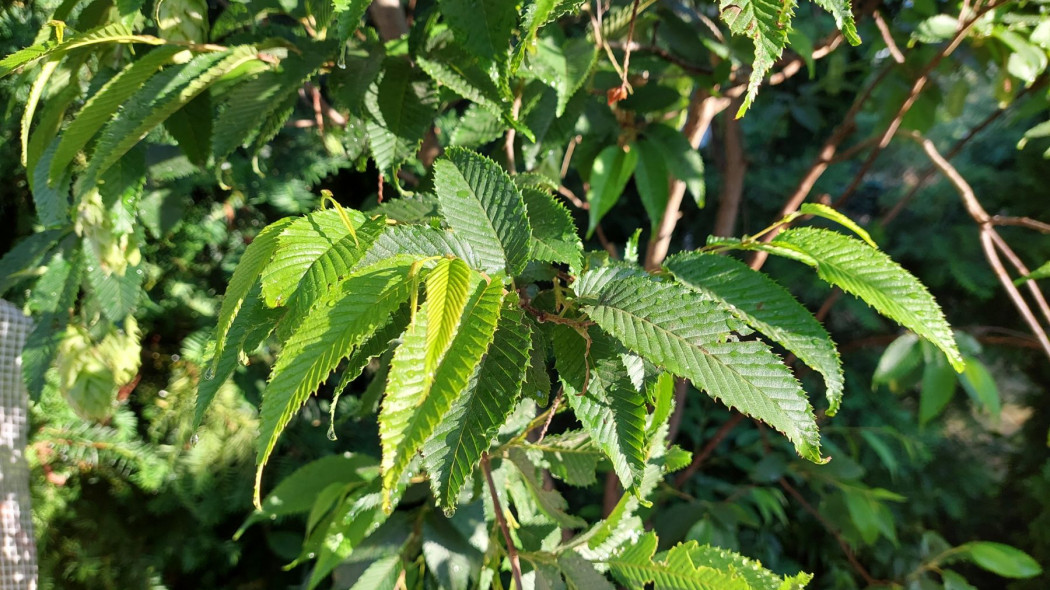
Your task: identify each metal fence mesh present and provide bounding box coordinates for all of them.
[0,300,36,590]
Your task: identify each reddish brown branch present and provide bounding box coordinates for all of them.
[482,453,524,590]
[674,413,745,487]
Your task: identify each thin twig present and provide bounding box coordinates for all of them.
[674,413,744,487]
[712,100,746,237]
[873,10,905,63]
[561,135,582,179]
[482,453,524,590]
[557,184,587,209]
[988,231,1050,327]
[536,388,564,444]
[980,231,1050,360]
[503,88,523,174]
[780,477,884,587]
[991,215,1050,233]
[620,0,643,89]
[833,0,1005,209]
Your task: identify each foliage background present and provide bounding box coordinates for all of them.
[1,0,1049,588]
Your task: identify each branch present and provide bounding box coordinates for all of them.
[833,0,1006,209]
[674,413,744,487]
[368,0,409,41]
[712,99,747,237]
[873,10,905,64]
[482,453,524,590]
[780,477,884,587]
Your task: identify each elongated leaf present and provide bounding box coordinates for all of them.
[281,217,387,336]
[768,228,963,371]
[196,285,283,427]
[82,46,259,186]
[684,544,811,589]
[605,533,750,590]
[164,90,212,165]
[665,253,844,414]
[812,0,861,45]
[797,203,874,247]
[512,0,585,74]
[961,541,1042,579]
[644,123,705,207]
[525,430,603,487]
[418,41,507,115]
[423,297,531,508]
[425,257,475,375]
[0,229,63,296]
[919,341,956,425]
[528,35,597,117]
[719,0,795,116]
[213,218,293,369]
[633,139,669,233]
[255,259,417,503]
[380,277,504,509]
[0,23,163,79]
[959,356,1000,419]
[85,255,142,322]
[306,480,391,589]
[521,187,582,270]
[434,147,532,275]
[507,448,586,528]
[577,269,823,463]
[22,248,83,400]
[552,325,647,489]
[586,144,638,238]
[360,225,481,271]
[365,58,438,171]
[260,208,366,308]
[439,0,516,71]
[350,555,404,590]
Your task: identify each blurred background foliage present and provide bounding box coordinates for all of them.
[1,0,1049,588]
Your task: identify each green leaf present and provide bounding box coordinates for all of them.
[719,0,796,115]
[305,480,391,589]
[644,124,705,208]
[163,90,212,165]
[605,532,751,590]
[528,35,597,117]
[196,284,283,428]
[768,228,963,371]
[559,551,615,590]
[633,139,669,234]
[213,218,292,368]
[365,57,438,172]
[421,512,484,590]
[961,542,1043,578]
[33,139,72,227]
[260,208,366,309]
[512,0,584,74]
[82,46,260,187]
[22,248,83,400]
[361,225,481,271]
[0,230,63,296]
[525,430,603,487]
[797,203,875,248]
[439,0,516,72]
[349,555,403,590]
[586,144,638,238]
[685,544,811,590]
[1014,260,1050,285]
[507,448,586,528]
[521,186,583,270]
[425,258,475,375]
[811,0,861,45]
[919,341,956,425]
[212,41,334,160]
[577,268,824,463]
[0,23,163,79]
[552,326,648,490]
[872,333,920,390]
[665,253,844,414]
[423,297,531,508]
[49,46,181,183]
[255,258,418,502]
[84,251,142,322]
[434,147,533,275]
[380,277,504,510]
[252,454,377,522]
[958,356,1000,419]
[418,41,507,115]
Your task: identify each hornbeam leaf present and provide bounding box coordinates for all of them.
[434,148,532,275]
[528,35,597,117]
[0,23,163,79]
[425,258,475,375]
[438,0,516,72]
[380,276,504,510]
[577,269,824,463]
[507,448,587,528]
[49,45,182,183]
[365,57,438,172]
[260,208,367,309]
[552,325,648,490]
[521,186,582,270]
[605,533,751,590]
[360,225,482,271]
[255,258,418,503]
[665,252,844,415]
[719,0,795,116]
[22,248,83,400]
[812,0,861,45]
[213,217,292,370]
[81,46,260,187]
[768,228,963,371]
[524,430,603,487]
[423,296,531,508]
[685,544,811,589]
